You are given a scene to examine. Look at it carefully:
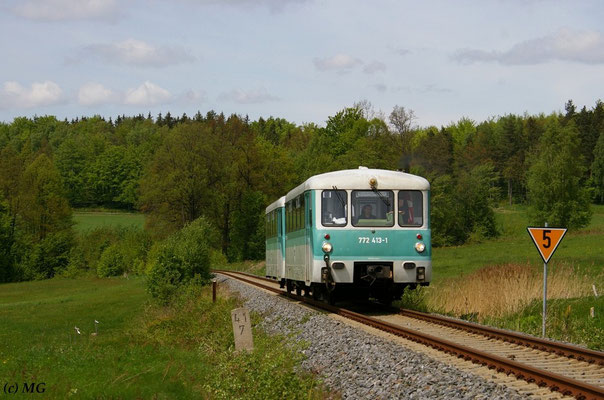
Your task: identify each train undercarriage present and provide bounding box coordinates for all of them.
[283,261,428,306]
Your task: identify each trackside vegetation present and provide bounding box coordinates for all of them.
[1,99,603,285]
[0,277,330,399]
[401,204,604,350]
[1,99,603,382]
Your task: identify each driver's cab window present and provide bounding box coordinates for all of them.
[321,190,347,227]
[351,191,394,227]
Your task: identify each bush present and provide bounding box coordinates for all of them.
[96,244,126,277]
[146,217,216,303]
[66,226,152,277]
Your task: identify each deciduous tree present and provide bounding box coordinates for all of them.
[527,119,592,228]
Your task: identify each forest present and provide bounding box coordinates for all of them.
[1,100,603,292]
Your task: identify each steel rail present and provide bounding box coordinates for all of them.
[219,270,604,366]
[399,309,604,366]
[214,270,604,400]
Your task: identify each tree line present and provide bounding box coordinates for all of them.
[0,100,602,283]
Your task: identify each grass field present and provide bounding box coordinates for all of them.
[72,209,145,233]
[432,204,604,282]
[0,278,328,399]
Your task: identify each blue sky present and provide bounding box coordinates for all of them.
[1,0,604,127]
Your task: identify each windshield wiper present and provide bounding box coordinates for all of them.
[372,187,391,207]
[332,186,346,208]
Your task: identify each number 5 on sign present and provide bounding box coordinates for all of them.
[231,308,253,352]
[527,227,567,263]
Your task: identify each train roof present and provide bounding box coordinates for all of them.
[265,196,286,213]
[285,167,430,201]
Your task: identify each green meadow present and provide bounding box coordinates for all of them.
[0,278,327,399]
[0,210,327,399]
[72,210,146,232]
[432,204,604,282]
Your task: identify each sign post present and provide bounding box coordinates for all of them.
[542,223,548,339]
[527,224,567,338]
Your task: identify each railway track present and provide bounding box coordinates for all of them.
[214,270,604,400]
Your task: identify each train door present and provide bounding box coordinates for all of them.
[304,191,313,285]
[276,210,282,279]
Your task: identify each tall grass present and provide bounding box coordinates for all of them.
[426,263,599,319]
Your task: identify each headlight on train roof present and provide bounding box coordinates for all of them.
[414,242,426,253]
[322,242,333,253]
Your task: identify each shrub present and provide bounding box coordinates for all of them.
[67,226,152,277]
[146,217,216,303]
[96,244,126,277]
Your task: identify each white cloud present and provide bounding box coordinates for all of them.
[13,0,119,21]
[218,88,280,104]
[453,28,604,65]
[313,54,362,73]
[84,39,195,67]
[363,61,386,74]
[0,81,63,109]
[78,82,117,106]
[124,81,172,106]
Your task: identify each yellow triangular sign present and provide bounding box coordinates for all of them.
[527,227,567,263]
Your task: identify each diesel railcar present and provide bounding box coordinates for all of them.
[265,167,431,304]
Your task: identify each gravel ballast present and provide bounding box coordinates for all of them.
[219,275,531,400]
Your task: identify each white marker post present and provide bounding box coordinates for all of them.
[231,308,253,352]
[527,223,567,338]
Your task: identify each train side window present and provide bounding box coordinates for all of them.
[294,197,299,231]
[321,190,347,227]
[398,191,423,227]
[300,195,305,228]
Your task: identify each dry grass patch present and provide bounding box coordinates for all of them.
[426,263,600,320]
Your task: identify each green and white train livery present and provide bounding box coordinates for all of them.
[265,167,431,304]
[265,196,285,281]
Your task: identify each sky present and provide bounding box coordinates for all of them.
[1,0,604,127]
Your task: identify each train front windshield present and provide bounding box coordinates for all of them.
[352,191,394,227]
[321,190,347,226]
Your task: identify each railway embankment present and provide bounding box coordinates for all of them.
[219,274,533,400]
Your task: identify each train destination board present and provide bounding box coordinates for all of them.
[527,227,568,263]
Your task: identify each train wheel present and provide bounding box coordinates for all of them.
[311,284,321,301]
[286,280,293,293]
[295,285,302,296]
[326,290,336,305]
[378,293,393,307]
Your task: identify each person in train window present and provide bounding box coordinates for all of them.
[398,194,413,224]
[360,204,376,219]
